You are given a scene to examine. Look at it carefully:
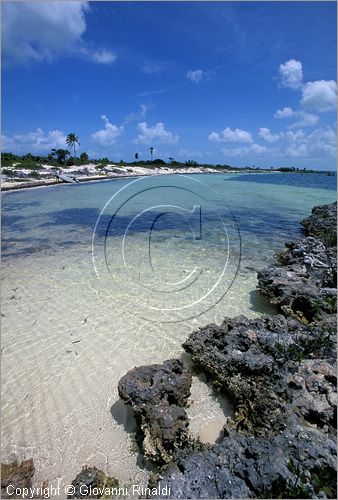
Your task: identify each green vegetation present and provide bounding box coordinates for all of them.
[276,330,333,363]
[49,148,70,164]
[66,132,80,158]
[1,151,333,178]
[79,152,89,163]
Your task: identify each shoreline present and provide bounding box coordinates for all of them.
[1,170,223,193]
[2,165,333,193]
[118,202,337,498]
[1,174,143,193]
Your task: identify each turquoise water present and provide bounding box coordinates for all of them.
[1,172,336,493]
[3,172,335,260]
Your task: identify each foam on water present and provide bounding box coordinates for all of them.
[1,173,335,494]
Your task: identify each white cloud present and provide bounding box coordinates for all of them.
[91,115,123,146]
[208,132,221,142]
[285,143,308,157]
[285,130,305,142]
[125,104,148,124]
[308,127,336,146]
[289,112,319,129]
[90,49,117,64]
[2,128,67,153]
[274,107,295,119]
[186,69,204,84]
[2,1,116,66]
[301,80,337,112]
[222,143,269,157]
[142,61,171,74]
[258,127,280,143]
[208,127,253,143]
[134,122,179,145]
[250,144,270,154]
[279,59,303,89]
[285,126,336,158]
[219,124,336,162]
[274,107,319,128]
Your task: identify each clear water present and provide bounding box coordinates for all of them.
[1,172,336,493]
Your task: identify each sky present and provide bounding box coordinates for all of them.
[2,1,337,169]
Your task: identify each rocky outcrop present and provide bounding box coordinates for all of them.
[301,202,337,246]
[287,359,337,430]
[153,426,336,499]
[152,312,336,498]
[118,359,192,465]
[67,466,119,499]
[183,314,336,437]
[1,460,35,499]
[117,202,337,498]
[257,203,337,326]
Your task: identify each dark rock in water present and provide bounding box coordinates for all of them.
[257,236,336,325]
[183,314,336,437]
[258,203,337,325]
[1,459,35,498]
[118,359,192,465]
[67,466,119,498]
[153,426,337,499]
[301,202,337,247]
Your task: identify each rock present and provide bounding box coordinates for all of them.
[1,459,35,499]
[67,466,119,499]
[116,203,337,498]
[301,202,337,246]
[257,204,337,325]
[118,359,192,465]
[153,425,336,499]
[287,360,337,432]
[257,236,336,326]
[183,314,336,437]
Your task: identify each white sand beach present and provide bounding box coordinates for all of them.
[1,164,236,191]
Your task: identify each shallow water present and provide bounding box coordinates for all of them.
[1,172,336,494]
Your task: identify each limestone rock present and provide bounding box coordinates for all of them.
[1,459,35,499]
[118,359,192,465]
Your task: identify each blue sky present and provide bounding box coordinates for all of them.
[2,1,337,169]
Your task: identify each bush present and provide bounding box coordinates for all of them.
[1,153,19,166]
[80,152,89,163]
[17,161,43,170]
[30,170,41,179]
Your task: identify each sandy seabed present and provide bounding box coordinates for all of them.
[1,233,272,496]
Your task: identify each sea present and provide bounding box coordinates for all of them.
[1,172,336,494]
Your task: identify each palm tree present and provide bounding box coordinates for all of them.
[150,147,154,161]
[66,133,80,158]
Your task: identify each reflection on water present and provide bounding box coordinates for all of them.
[1,173,336,494]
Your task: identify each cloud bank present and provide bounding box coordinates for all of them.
[2,1,116,66]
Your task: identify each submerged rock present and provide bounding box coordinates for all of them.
[67,466,119,499]
[118,359,192,465]
[1,459,35,499]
